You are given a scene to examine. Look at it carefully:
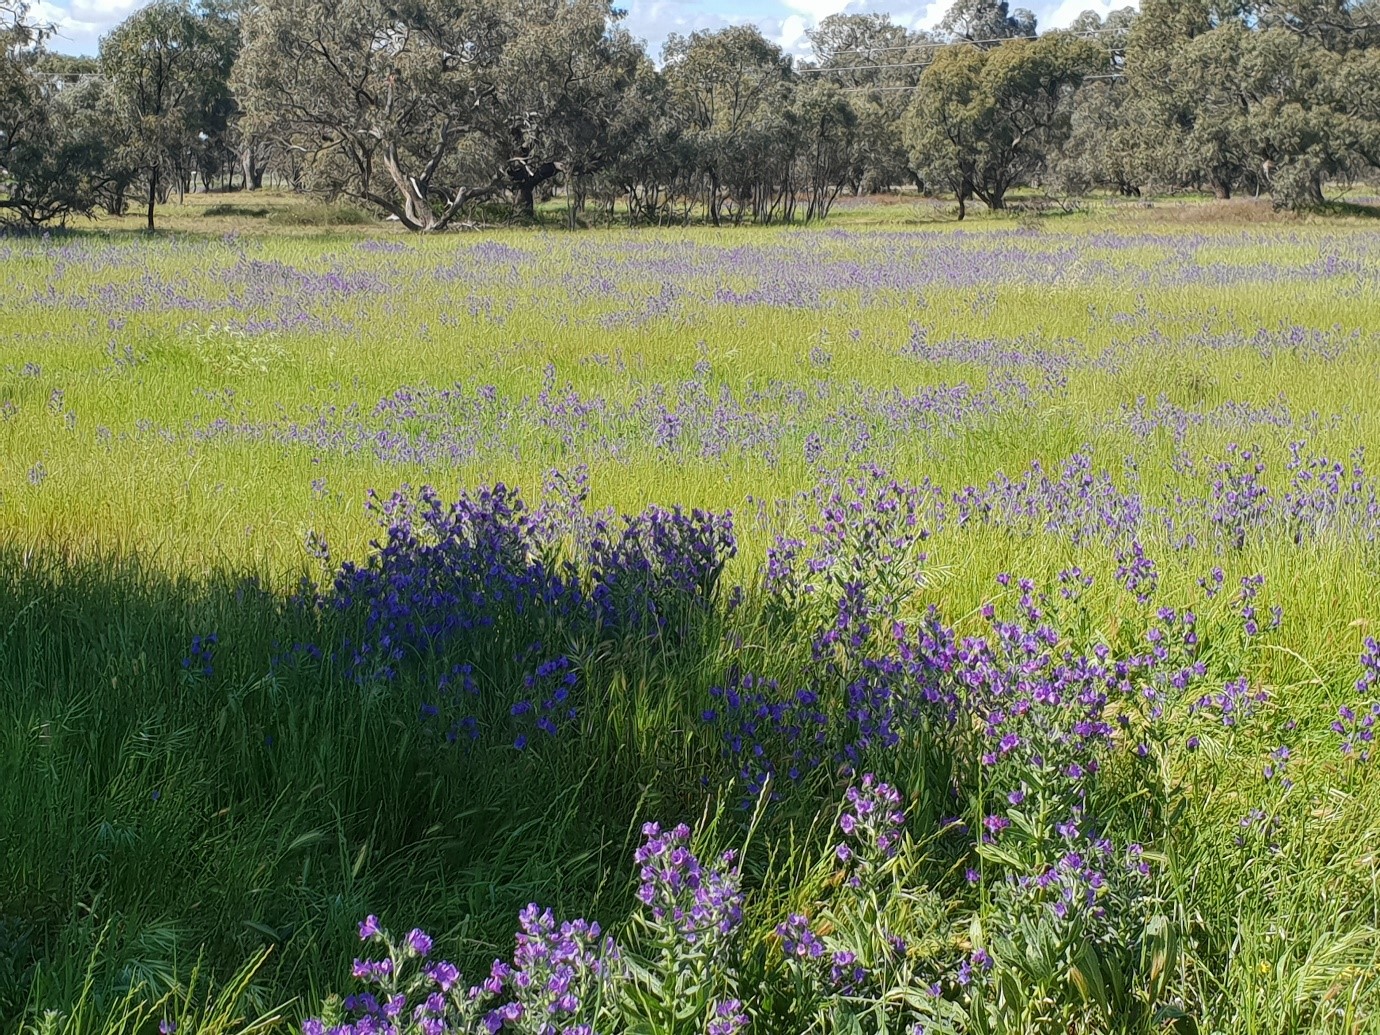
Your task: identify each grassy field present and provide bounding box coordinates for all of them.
[3,196,1380,1034]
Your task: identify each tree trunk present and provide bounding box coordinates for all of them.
[1212,179,1232,200]
[380,145,438,230]
[516,183,535,218]
[1307,171,1325,207]
[146,166,158,231]
[242,146,265,191]
[956,190,966,221]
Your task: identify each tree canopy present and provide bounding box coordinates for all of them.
[4,0,1380,228]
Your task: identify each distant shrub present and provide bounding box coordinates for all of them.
[270,200,375,226]
[201,203,273,218]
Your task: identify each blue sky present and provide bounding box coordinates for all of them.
[34,0,1139,56]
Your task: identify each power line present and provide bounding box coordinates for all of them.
[810,27,1125,60]
[839,71,1125,92]
[29,71,106,84]
[813,59,1123,77]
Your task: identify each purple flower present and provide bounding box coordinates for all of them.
[405,928,433,957]
[707,999,749,1035]
[634,822,742,945]
[424,960,460,991]
[838,774,906,864]
[358,915,381,941]
[776,914,824,959]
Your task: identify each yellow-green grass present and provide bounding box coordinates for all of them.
[4,200,1380,1033]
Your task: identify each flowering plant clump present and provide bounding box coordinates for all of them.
[766,464,936,638]
[328,483,579,683]
[1332,637,1380,764]
[286,460,1350,1035]
[307,910,617,1035]
[587,504,737,639]
[181,632,218,680]
[482,905,617,1035]
[302,917,491,1035]
[703,671,829,803]
[1209,444,1272,550]
[632,822,742,953]
[621,821,747,1033]
[836,774,905,878]
[327,483,738,684]
[771,774,966,1034]
[509,654,582,750]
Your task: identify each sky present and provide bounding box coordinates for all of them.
[33,0,1140,56]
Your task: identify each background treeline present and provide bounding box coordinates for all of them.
[2,0,1379,230]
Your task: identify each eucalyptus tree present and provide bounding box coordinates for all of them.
[1121,0,1380,206]
[806,13,933,193]
[792,78,857,220]
[903,33,1101,217]
[1,0,43,173]
[1121,0,1242,198]
[1,0,53,221]
[1252,0,1380,49]
[661,25,797,225]
[234,0,634,227]
[938,0,1038,44]
[2,1,122,224]
[601,63,694,225]
[477,0,647,218]
[1048,79,1143,198]
[101,0,230,228]
[1045,8,1145,198]
[233,0,506,229]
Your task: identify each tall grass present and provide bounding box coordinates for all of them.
[2,208,1380,1032]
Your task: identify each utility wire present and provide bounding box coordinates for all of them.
[839,72,1125,92]
[29,71,106,83]
[810,27,1125,59]
[812,59,1123,76]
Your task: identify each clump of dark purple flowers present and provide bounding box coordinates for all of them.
[588,504,737,637]
[182,632,218,679]
[310,909,616,1035]
[1210,443,1271,550]
[510,653,581,749]
[303,916,487,1035]
[704,671,829,802]
[327,483,737,684]
[1333,637,1380,763]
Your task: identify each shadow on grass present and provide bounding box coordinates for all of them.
[1319,200,1380,220]
[0,547,727,1032]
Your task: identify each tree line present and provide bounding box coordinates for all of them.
[2,0,1378,230]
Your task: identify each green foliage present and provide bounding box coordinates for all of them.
[903,33,1102,217]
[100,0,236,229]
[8,0,1380,219]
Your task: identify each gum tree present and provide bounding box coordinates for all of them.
[478,0,647,218]
[233,0,637,228]
[806,13,935,194]
[938,0,1038,44]
[232,0,507,230]
[903,33,1101,217]
[2,1,121,224]
[661,25,796,225]
[101,0,229,229]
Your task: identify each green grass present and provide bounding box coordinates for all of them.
[3,195,1380,1033]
